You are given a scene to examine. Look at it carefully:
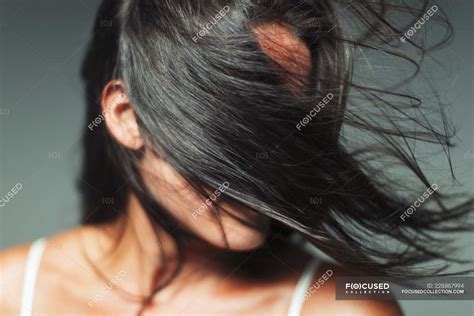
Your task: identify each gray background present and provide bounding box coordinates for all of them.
[0,0,472,315]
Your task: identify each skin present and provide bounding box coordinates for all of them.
[0,24,402,315]
[0,205,402,315]
[0,205,306,315]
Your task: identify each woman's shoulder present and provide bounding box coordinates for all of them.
[0,240,32,314]
[299,263,403,316]
[254,247,402,316]
[0,225,97,276]
[0,226,90,314]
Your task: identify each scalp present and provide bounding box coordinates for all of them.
[252,22,311,88]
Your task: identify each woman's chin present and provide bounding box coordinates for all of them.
[208,226,268,252]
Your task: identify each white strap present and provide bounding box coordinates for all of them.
[287,259,320,316]
[20,238,47,316]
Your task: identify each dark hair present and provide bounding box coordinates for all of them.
[80,0,472,305]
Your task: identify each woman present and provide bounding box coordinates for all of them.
[1,0,471,315]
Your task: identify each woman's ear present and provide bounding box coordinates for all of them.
[101,80,144,150]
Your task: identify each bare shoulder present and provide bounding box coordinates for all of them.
[0,241,32,314]
[0,226,90,314]
[301,264,403,316]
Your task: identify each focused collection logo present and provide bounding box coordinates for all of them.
[344,282,391,295]
[336,278,393,300]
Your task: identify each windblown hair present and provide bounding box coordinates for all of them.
[80,0,472,299]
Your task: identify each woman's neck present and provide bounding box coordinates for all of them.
[86,193,229,298]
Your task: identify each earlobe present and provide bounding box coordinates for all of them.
[101,80,144,150]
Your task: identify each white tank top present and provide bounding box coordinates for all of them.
[20,238,320,316]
